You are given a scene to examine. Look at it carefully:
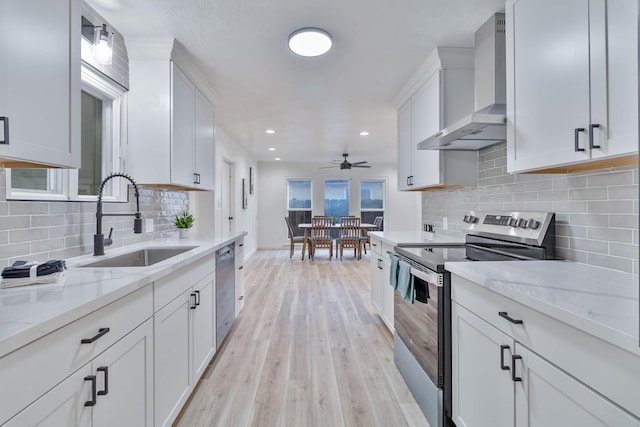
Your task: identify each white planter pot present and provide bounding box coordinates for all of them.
[178,228,190,239]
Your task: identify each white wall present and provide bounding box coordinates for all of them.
[257,161,421,249]
[191,127,258,259]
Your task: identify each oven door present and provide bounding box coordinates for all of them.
[394,267,444,388]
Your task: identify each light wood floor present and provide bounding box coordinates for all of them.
[175,249,430,427]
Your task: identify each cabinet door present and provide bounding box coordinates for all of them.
[411,72,442,188]
[589,0,638,159]
[452,302,514,427]
[370,255,383,313]
[0,0,80,168]
[171,63,196,187]
[154,289,193,427]
[92,319,154,427]
[235,249,245,317]
[506,0,591,172]
[195,89,215,190]
[4,364,92,427]
[380,255,394,332]
[514,344,640,427]
[192,273,216,381]
[397,101,413,190]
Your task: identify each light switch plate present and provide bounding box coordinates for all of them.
[145,218,154,233]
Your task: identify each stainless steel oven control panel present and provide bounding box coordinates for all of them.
[463,211,554,246]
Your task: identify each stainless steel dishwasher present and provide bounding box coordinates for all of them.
[215,243,235,349]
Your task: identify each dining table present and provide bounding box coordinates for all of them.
[298,222,379,260]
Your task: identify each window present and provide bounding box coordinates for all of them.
[7,63,126,202]
[361,180,385,230]
[287,179,312,235]
[324,179,350,219]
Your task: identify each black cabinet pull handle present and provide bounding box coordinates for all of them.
[499,311,523,325]
[84,375,97,406]
[511,354,523,382]
[194,290,200,306]
[238,243,244,247]
[0,117,8,145]
[500,345,510,371]
[238,265,244,270]
[97,366,109,396]
[81,327,110,344]
[190,293,197,309]
[574,128,585,152]
[589,124,601,149]
[239,295,244,300]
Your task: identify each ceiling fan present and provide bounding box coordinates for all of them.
[320,153,371,170]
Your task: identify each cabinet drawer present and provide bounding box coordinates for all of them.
[381,241,394,259]
[154,253,215,311]
[452,274,640,418]
[369,237,383,256]
[0,285,153,425]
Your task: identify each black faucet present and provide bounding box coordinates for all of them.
[94,173,143,256]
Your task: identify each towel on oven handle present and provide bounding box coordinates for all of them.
[397,260,414,304]
[389,254,399,290]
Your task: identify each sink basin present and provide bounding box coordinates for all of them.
[78,246,198,268]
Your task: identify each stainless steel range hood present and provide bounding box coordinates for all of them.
[419,13,506,151]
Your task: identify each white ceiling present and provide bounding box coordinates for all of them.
[87,0,505,165]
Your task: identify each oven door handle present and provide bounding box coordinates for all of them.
[409,267,442,287]
[466,244,536,260]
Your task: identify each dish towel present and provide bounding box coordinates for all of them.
[389,254,399,290]
[397,260,414,304]
[1,260,66,288]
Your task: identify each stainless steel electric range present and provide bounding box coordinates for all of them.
[392,211,556,427]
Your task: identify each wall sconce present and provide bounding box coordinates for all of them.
[82,16,113,66]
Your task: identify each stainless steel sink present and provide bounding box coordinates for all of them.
[78,246,198,268]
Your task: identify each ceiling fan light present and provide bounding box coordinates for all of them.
[288,28,332,57]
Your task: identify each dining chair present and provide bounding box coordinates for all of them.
[360,215,383,254]
[284,216,305,259]
[337,217,362,260]
[309,216,333,260]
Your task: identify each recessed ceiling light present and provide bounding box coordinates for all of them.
[275,157,281,161]
[265,129,275,134]
[288,28,332,57]
[268,147,276,151]
[360,131,369,136]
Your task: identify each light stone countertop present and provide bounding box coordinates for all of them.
[369,231,465,247]
[445,260,640,356]
[0,232,247,358]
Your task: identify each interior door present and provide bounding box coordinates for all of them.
[221,160,235,236]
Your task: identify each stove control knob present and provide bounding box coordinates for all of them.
[517,218,527,228]
[527,219,540,229]
[508,217,518,227]
[467,215,478,224]
[463,214,470,223]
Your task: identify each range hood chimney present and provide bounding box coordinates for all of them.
[419,13,506,151]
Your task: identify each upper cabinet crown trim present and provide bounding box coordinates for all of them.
[127,38,218,106]
[393,47,474,109]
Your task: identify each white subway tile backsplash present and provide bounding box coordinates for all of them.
[10,227,49,244]
[422,142,638,274]
[9,202,48,215]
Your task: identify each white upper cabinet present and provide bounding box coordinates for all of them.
[506,0,638,173]
[0,0,80,168]
[127,39,215,190]
[396,48,478,191]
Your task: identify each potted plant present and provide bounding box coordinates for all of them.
[174,211,194,239]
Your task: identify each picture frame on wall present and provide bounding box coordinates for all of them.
[242,178,248,209]
[249,167,255,194]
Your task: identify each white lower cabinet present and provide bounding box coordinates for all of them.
[369,236,393,332]
[154,271,216,427]
[452,277,640,427]
[235,240,245,316]
[5,319,154,427]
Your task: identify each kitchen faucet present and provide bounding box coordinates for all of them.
[94,173,143,256]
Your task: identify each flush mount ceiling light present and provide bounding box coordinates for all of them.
[268,147,276,151]
[359,131,369,136]
[265,129,276,134]
[275,157,281,161]
[288,27,332,57]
